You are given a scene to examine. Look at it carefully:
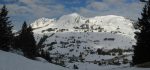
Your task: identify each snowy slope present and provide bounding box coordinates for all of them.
[43,32,134,54]
[31,13,136,50]
[29,13,137,69]
[1,50,150,70]
[0,50,70,70]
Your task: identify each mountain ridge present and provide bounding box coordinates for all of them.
[31,13,135,39]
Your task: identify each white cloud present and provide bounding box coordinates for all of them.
[87,2,109,11]
[0,4,31,15]
[0,0,68,29]
[2,0,145,20]
[0,0,146,30]
[103,0,124,4]
[7,0,67,18]
[78,0,145,20]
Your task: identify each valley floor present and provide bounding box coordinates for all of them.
[0,50,150,70]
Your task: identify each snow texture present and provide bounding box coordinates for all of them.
[0,50,70,70]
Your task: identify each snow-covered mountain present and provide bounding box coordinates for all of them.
[30,13,136,69]
[31,17,55,29]
[31,13,135,38]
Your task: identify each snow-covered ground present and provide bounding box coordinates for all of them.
[5,13,147,70]
[29,13,138,69]
[0,50,69,70]
[0,50,150,70]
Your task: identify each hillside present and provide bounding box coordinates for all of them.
[31,13,136,49]
[29,13,137,69]
[1,50,150,70]
[0,50,70,70]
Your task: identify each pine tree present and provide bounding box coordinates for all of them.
[19,21,27,50]
[0,5,13,51]
[133,0,150,65]
[140,0,147,2]
[19,21,38,59]
[73,64,78,69]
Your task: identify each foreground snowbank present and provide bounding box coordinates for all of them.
[0,50,69,70]
[0,50,150,70]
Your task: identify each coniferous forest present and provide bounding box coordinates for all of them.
[0,5,50,60]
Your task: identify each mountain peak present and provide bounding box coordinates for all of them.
[59,13,81,20]
[68,13,80,17]
[31,17,55,28]
[37,17,50,21]
[31,13,135,39]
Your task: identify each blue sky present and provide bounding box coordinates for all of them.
[0,0,145,30]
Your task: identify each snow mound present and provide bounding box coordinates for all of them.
[1,50,150,70]
[0,50,69,70]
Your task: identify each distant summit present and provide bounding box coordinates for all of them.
[31,17,55,29]
[31,13,135,38]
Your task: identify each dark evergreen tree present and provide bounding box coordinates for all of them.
[133,0,150,65]
[97,48,103,55]
[19,21,38,59]
[140,0,147,2]
[0,5,13,51]
[73,64,78,69]
[13,35,20,49]
[40,50,52,62]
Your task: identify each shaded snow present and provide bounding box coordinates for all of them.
[0,50,70,70]
[0,50,150,70]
